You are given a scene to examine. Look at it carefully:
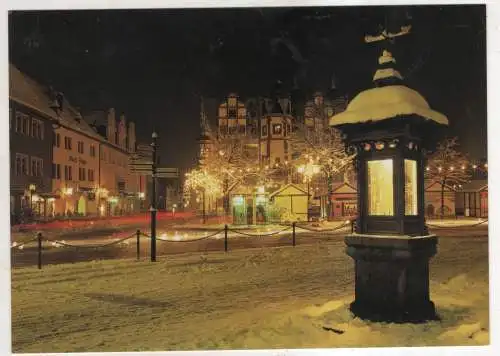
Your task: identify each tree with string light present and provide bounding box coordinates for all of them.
[425,137,471,218]
[290,121,355,219]
[184,169,223,224]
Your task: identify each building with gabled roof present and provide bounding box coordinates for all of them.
[9,64,58,222]
[10,63,142,219]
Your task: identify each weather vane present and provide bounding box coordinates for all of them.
[364,24,412,44]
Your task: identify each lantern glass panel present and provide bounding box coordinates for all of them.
[367,159,394,216]
[404,159,418,215]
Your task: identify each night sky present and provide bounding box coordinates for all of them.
[8,5,486,168]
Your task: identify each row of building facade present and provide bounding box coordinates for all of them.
[9,64,153,222]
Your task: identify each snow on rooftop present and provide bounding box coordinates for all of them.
[9,63,104,141]
[330,85,449,126]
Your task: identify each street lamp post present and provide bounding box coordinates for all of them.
[150,131,158,262]
[298,164,319,222]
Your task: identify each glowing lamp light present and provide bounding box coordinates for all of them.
[29,184,36,192]
[138,192,145,199]
[97,187,108,196]
[438,167,442,172]
[450,166,454,171]
[426,167,430,171]
[63,187,74,196]
[473,164,478,169]
[375,142,385,150]
[484,163,488,168]
[461,165,465,170]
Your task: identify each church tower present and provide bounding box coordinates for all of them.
[197,97,213,167]
[260,95,294,167]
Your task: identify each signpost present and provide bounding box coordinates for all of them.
[128,133,179,262]
[150,132,158,262]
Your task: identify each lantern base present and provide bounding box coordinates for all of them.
[345,233,438,323]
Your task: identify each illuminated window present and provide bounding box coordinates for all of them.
[404,159,418,215]
[272,124,282,135]
[367,159,394,216]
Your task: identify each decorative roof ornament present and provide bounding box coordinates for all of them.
[363,24,411,87]
[199,96,212,141]
[364,25,412,44]
[329,23,448,127]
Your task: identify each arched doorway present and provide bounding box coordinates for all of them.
[77,195,87,216]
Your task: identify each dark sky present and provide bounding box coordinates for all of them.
[9,5,487,168]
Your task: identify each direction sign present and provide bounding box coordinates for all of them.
[157,173,179,178]
[157,168,179,173]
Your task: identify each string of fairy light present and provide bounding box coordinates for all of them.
[425,162,488,173]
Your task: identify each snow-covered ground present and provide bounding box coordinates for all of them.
[426,218,488,227]
[11,234,489,352]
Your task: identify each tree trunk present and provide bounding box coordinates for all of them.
[223,178,229,217]
[440,179,445,220]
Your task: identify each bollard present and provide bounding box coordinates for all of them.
[136,229,141,261]
[224,224,228,252]
[37,232,42,270]
[292,222,296,247]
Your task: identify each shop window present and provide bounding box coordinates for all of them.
[272,124,282,135]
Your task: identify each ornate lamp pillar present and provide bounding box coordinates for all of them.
[330,28,448,322]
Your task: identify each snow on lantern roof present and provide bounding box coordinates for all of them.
[373,68,403,82]
[329,85,448,126]
[379,50,396,65]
